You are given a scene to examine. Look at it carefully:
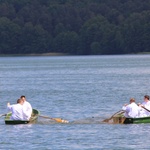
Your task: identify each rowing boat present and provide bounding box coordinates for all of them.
[113,116,150,124]
[5,109,40,125]
[112,112,150,124]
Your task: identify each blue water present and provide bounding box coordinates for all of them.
[1,55,150,149]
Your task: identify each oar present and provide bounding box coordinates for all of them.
[103,110,124,123]
[39,115,69,123]
[141,106,150,112]
[0,114,6,118]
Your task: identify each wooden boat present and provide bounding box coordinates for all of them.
[5,109,40,125]
[112,111,150,124]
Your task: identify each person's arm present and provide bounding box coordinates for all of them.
[122,104,128,111]
[28,102,32,114]
[7,102,10,106]
[22,108,31,120]
[7,102,12,111]
[144,103,150,111]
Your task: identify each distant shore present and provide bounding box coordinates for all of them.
[0,52,150,57]
[0,53,69,57]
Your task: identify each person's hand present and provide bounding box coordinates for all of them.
[124,104,128,106]
[138,104,143,107]
[7,102,10,106]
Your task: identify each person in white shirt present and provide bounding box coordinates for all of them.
[20,95,32,120]
[138,95,150,117]
[7,99,25,120]
[122,98,140,118]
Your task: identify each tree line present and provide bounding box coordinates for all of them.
[0,0,150,55]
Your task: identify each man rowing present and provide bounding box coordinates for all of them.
[20,95,32,120]
[122,95,150,118]
[7,99,26,120]
[122,98,140,118]
[7,96,32,121]
[138,95,150,117]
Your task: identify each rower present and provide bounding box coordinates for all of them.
[20,95,32,120]
[138,95,150,117]
[122,98,140,118]
[7,99,24,120]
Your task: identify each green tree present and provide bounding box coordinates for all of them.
[19,22,52,54]
[90,42,101,54]
[80,15,116,54]
[53,31,79,54]
[0,17,21,54]
[0,0,150,55]
[0,2,16,19]
[121,11,150,53]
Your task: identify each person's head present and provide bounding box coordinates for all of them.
[20,95,26,102]
[17,99,24,105]
[130,98,135,104]
[144,95,149,102]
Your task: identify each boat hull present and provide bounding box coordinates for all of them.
[5,109,39,125]
[124,117,150,124]
[113,115,150,124]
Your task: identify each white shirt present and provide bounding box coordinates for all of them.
[140,101,150,117]
[23,101,32,120]
[7,104,25,120]
[122,102,140,118]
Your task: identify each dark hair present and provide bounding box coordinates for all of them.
[144,95,149,100]
[130,98,135,103]
[17,99,22,103]
[20,95,25,99]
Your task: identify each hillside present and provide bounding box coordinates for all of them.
[0,0,150,55]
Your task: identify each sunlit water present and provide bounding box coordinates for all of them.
[1,55,150,149]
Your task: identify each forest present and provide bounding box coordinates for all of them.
[0,0,150,55]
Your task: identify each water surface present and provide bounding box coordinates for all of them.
[1,55,150,149]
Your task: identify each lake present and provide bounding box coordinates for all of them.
[1,55,150,149]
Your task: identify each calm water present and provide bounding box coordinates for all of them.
[1,55,150,150]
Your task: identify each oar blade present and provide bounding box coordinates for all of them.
[53,118,69,123]
[0,114,7,118]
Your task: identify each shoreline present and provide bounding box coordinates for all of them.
[0,52,150,57]
[0,52,69,57]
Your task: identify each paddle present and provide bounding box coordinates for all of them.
[103,110,124,123]
[39,115,69,123]
[0,114,6,118]
[141,106,150,112]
